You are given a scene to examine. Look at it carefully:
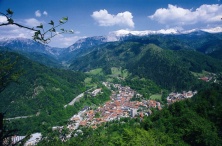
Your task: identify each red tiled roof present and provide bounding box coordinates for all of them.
[79,121,87,126]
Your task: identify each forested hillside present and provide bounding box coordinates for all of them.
[120,32,222,54]
[0,51,86,118]
[0,50,114,135]
[70,41,222,90]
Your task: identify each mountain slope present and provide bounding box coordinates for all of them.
[1,31,222,68]
[0,38,64,67]
[0,51,87,118]
[69,41,222,90]
[119,32,222,54]
[0,38,63,56]
[59,36,108,62]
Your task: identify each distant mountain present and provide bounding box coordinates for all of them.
[0,37,110,66]
[0,38,66,67]
[1,27,222,67]
[0,38,64,56]
[59,36,108,62]
[109,27,222,37]
[67,36,107,52]
[64,28,222,63]
[115,31,222,54]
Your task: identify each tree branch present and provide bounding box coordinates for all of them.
[0,9,74,44]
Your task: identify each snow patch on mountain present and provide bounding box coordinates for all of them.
[108,27,222,39]
[201,27,222,33]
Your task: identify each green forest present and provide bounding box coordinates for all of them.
[0,51,111,135]
[70,42,222,91]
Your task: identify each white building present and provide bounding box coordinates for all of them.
[11,135,26,145]
[91,88,102,96]
[130,108,137,117]
[24,133,42,146]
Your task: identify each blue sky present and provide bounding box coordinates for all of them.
[0,0,222,47]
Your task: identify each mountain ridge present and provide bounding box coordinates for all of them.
[1,27,222,68]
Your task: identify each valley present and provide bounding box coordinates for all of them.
[1,30,222,145]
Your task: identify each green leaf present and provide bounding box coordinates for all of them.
[36,23,43,29]
[34,31,41,38]
[8,18,14,24]
[50,28,56,32]
[6,9,13,15]
[59,17,68,23]
[48,20,54,26]
[33,35,40,40]
[59,20,64,24]
[60,28,65,31]
[62,17,68,21]
[34,31,39,36]
[69,29,74,33]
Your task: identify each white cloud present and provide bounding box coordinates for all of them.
[49,34,85,48]
[43,11,48,16]
[35,10,48,17]
[201,26,222,33]
[109,28,180,37]
[0,25,33,40]
[0,16,7,23]
[91,9,134,28]
[35,10,41,17]
[149,4,222,26]
[24,18,42,26]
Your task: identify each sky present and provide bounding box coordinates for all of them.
[0,0,222,48]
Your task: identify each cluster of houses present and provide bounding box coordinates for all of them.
[198,72,216,82]
[66,82,162,131]
[167,91,197,104]
[8,82,199,144]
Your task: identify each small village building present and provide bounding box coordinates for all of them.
[10,135,26,145]
[130,108,137,117]
[52,126,64,131]
[24,133,42,146]
[91,88,102,96]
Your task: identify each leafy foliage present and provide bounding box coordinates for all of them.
[0,9,73,44]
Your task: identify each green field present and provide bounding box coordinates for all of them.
[84,77,92,84]
[87,68,103,75]
[191,70,211,77]
[150,94,162,100]
[111,67,129,78]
